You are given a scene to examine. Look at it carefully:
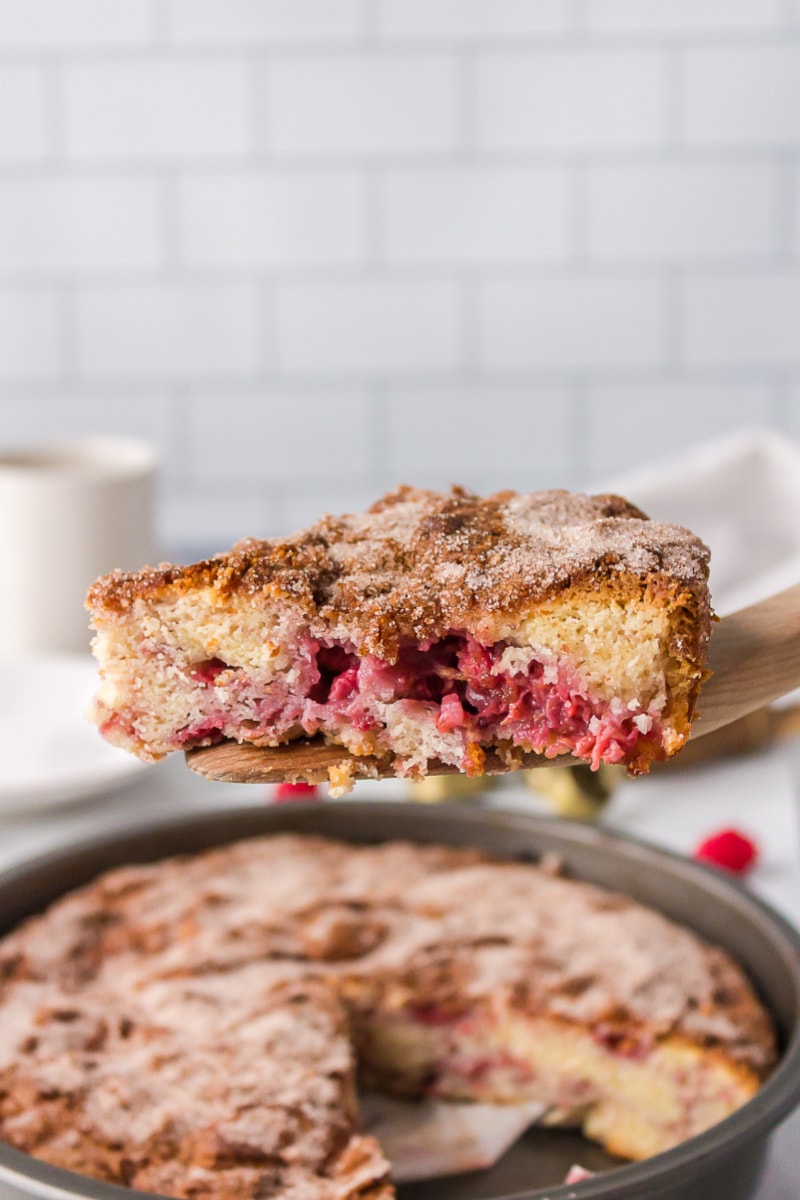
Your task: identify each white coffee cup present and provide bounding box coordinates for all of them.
[0,437,158,657]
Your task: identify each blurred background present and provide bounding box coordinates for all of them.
[0,1,799,560]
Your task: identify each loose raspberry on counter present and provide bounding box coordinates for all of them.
[694,829,759,875]
[272,782,320,803]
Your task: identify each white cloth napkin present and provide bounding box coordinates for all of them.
[605,429,800,616]
[600,428,800,914]
[605,432,800,1199]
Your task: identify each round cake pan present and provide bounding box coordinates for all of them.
[1,801,800,1200]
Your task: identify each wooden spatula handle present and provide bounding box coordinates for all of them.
[693,581,800,738]
[184,739,555,786]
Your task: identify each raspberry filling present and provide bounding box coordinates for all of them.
[168,632,662,773]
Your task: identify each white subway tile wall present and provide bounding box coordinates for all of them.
[0,392,176,457]
[166,1,363,45]
[684,273,800,366]
[0,289,62,380]
[178,171,368,267]
[383,167,570,264]
[0,0,153,48]
[477,50,668,151]
[0,1,797,557]
[0,67,49,161]
[586,164,778,262]
[387,387,572,491]
[479,277,665,369]
[62,60,252,161]
[792,385,800,441]
[585,0,784,34]
[265,55,460,158]
[685,46,800,147]
[0,177,161,273]
[75,284,263,376]
[276,280,461,373]
[377,1,572,39]
[189,389,372,485]
[585,384,782,476]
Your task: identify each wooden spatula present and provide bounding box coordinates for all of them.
[185,582,800,786]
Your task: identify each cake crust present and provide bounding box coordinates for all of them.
[0,836,775,1198]
[88,485,711,665]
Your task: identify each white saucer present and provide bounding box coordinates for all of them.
[0,655,149,814]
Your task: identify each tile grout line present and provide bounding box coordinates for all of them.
[261,481,289,537]
[149,0,171,46]
[248,55,268,160]
[367,381,392,488]
[771,373,795,431]
[1,364,797,392]
[166,387,194,490]
[780,0,799,27]
[363,166,384,266]
[8,261,800,291]
[358,0,380,42]
[0,148,798,178]
[43,57,66,164]
[567,0,588,32]
[257,278,279,374]
[456,47,478,158]
[773,160,797,263]
[458,272,481,376]
[0,30,799,65]
[569,159,590,266]
[663,271,684,374]
[156,170,181,276]
[56,280,80,383]
[569,383,591,488]
[665,44,686,148]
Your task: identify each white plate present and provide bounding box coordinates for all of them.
[0,655,149,814]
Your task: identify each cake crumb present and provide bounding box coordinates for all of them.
[328,762,356,798]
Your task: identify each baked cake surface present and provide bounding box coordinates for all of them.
[87,487,712,783]
[0,836,775,1198]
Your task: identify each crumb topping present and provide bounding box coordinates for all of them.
[86,486,711,662]
[1,836,775,1076]
[0,835,775,1196]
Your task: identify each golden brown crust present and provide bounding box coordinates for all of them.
[0,966,391,1200]
[10,831,767,1066]
[87,485,712,667]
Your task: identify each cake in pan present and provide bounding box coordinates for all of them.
[86,486,712,785]
[0,836,775,1199]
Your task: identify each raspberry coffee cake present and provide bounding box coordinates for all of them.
[87,487,712,784]
[0,836,775,1199]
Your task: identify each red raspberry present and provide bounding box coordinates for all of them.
[693,829,758,875]
[272,782,320,803]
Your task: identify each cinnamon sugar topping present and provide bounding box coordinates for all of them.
[87,486,711,662]
[0,835,775,1197]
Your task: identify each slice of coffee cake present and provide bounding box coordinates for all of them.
[87,486,712,781]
